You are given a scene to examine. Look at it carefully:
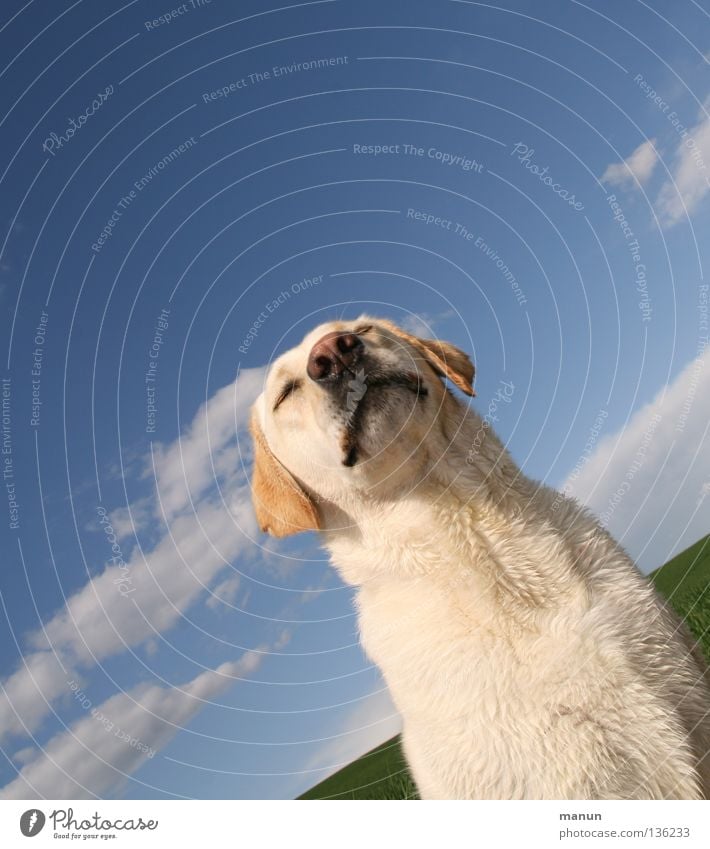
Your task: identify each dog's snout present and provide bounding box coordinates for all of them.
[307,331,364,382]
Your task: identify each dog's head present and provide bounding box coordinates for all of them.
[249,317,475,536]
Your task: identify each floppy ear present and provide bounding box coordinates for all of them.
[249,413,321,538]
[380,319,476,397]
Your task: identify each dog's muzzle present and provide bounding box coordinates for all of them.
[306,331,364,385]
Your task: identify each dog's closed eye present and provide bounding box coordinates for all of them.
[273,379,301,410]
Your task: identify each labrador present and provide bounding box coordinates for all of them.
[249,316,710,799]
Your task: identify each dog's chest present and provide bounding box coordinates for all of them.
[355,577,525,723]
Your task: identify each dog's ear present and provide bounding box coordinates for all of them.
[380,320,476,397]
[249,413,321,538]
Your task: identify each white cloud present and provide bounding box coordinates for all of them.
[564,348,710,571]
[150,367,265,521]
[0,651,70,743]
[656,102,710,226]
[31,494,257,662]
[107,497,153,543]
[206,574,241,610]
[11,746,37,767]
[0,651,265,800]
[400,310,455,339]
[0,368,265,746]
[602,139,658,188]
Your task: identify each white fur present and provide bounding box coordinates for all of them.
[252,317,710,799]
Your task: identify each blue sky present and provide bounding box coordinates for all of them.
[0,0,709,799]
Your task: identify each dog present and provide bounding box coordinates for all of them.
[249,316,710,799]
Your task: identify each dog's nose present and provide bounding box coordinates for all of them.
[307,331,364,382]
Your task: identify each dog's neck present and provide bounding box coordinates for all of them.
[318,401,533,588]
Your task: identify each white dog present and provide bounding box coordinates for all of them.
[249,317,710,799]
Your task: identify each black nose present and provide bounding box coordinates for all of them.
[307,331,364,382]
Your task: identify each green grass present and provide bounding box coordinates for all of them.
[650,534,710,664]
[299,534,710,800]
[298,735,418,799]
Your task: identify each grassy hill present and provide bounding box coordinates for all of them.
[298,735,418,800]
[650,534,710,665]
[299,534,710,800]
